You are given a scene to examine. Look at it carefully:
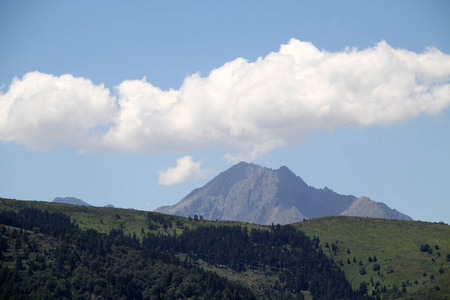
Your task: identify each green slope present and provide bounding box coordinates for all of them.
[0,198,309,299]
[2,197,449,299]
[0,212,256,299]
[297,216,450,299]
[0,198,263,240]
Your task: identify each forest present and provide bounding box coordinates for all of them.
[0,208,255,299]
[0,206,380,299]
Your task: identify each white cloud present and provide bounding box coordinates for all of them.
[103,39,450,157]
[1,40,450,157]
[0,72,116,151]
[157,156,212,186]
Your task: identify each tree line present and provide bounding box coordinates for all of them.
[0,208,255,299]
[142,222,376,300]
[0,207,379,299]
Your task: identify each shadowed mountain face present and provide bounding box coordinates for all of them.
[156,162,412,225]
[53,197,91,207]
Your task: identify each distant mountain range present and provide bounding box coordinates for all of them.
[53,197,92,206]
[155,162,412,225]
[53,197,114,208]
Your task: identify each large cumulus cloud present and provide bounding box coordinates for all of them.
[0,72,115,151]
[1,39,450,157]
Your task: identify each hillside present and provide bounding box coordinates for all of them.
[156,162,412,224]
[0,197,368,300]
[1,197,448,299]
[297,217,450,299]
[0,208,254,299]
[0,197,266,240]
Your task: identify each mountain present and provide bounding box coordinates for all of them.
[53,196,91,206]
[155,162,412,224]
[340,196,411,220]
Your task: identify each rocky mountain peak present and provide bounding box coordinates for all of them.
[155,162,412,224]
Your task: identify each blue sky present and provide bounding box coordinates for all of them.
[1,0,449,223]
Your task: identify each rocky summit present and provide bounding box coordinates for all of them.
[155,162,412,225]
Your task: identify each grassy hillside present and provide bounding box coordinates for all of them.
[0,198,315,299]
[297,216,450,299]
[0,210,256,299]
[2,197,449,299]
[0,198,264,240]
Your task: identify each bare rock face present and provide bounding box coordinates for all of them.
[155,162,412,225]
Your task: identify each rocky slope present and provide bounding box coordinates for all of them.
[340,196,412,220]
[156,162,412,225]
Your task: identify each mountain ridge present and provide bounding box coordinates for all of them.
[155,162,412,224]
[53,197,91,206]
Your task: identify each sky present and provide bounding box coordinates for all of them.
[1,0,449,224]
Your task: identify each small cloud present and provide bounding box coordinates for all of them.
[157,156,213,186]
[223,140,284,163]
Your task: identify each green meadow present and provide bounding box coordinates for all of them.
[0,198,264,239]
[297,216,450,299]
